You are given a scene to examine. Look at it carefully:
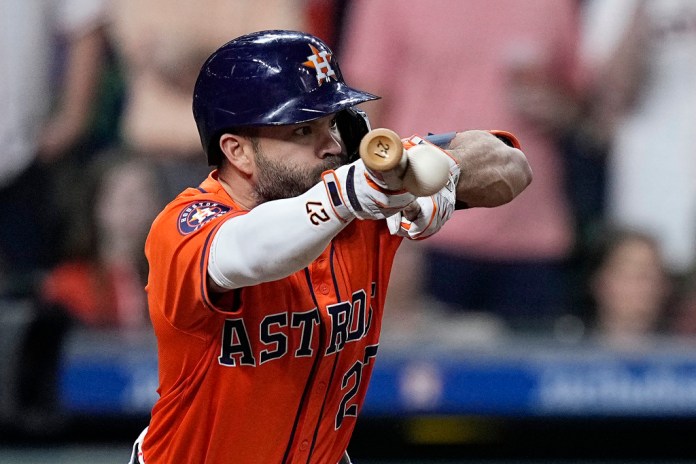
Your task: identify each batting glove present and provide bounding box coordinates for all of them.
[386,185,457,239]
[403,134,461,189]
[321,159,416,221]
[387,136,460,239]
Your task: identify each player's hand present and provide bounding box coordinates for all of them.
[386,183,457,240]
[321,159,416,221]
[409,134,462,196]
[384,136,459,238]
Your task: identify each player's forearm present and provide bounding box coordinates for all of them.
[448,130,532,208]
[208,182,351,290]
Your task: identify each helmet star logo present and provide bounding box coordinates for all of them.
[303,44,336,85]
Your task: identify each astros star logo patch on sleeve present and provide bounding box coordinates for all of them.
[177,201,231,235]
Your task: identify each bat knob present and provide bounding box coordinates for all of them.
[359,128,403,172]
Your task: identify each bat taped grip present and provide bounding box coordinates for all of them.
[424,132,457,148]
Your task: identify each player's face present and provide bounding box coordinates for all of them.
[251,115,347,202]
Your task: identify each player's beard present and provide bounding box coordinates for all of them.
[253,145,347,202]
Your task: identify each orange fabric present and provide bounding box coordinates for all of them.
[142,171,402,464]
[41,261,116,326]
[305,0,338,48]
[488,130,521,149]
[41,260,146,327]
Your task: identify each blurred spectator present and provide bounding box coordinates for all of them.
[669,271,696,337]
[580,226,673,348]
[665,259,696,337]
[340,0,584,330]
[14,154,159,433]
[381,240,509,346]
[305,0,347,49]
[41,154,159,329]
[580,0,696,277]
[105,0,309,204]
[0,0,109,295]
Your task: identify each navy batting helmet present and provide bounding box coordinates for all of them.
[193,30,379,165]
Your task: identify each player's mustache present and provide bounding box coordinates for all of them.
[308,153,348,182]
[319,153,347,171]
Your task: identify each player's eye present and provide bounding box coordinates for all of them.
[293,126,312,136]
[328,118,341,137]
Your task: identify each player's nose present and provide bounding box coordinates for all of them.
[317,129,343,159]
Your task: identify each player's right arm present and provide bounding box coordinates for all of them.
[207,159,415,291]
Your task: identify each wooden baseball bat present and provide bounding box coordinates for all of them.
[357,129,457,195]
[358,128,456,174]
[358,128,519,174]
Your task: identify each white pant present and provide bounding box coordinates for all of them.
[128,426,148,464]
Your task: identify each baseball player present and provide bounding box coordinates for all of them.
[129,30,531,464]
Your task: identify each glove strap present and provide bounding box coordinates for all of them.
[322,169,356,222]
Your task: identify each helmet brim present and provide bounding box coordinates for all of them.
[245,82,380,126]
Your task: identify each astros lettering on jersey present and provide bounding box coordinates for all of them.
[142,171,403,463]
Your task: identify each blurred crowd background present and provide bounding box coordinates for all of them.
[2,0,696,460]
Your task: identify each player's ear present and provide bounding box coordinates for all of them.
[220,133,254,175]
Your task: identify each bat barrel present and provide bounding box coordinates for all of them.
[358,128,404,172]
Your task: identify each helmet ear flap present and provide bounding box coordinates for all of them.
[337,108,372,162]
[206,130,225,166]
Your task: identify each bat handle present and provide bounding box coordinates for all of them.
[425,131,520,148]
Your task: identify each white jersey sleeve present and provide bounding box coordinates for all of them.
[208,181,352,290]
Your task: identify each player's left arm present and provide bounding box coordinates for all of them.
[388,130,532,240]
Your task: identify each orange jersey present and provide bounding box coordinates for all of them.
[142,171,403,463]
